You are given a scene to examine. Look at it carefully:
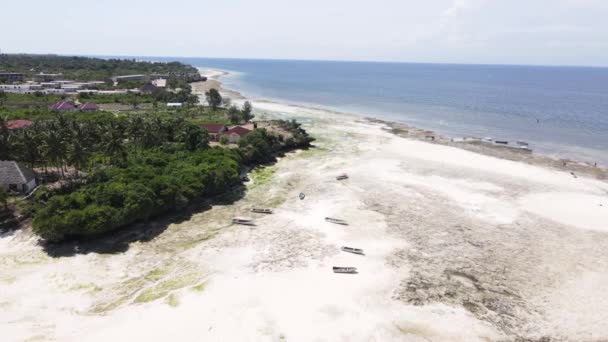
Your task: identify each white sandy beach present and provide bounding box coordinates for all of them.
[1,70,608,341]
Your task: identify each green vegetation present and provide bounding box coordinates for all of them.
[134,272,199,303]
[0,57,315,243]
[0,54,200,82]
[166,294,180,307]
[192,281,208,292]
[205,88,222,110]
[0,92,62,107]
[32,146,241,241]
[239,120,315,164]
[249,166,277,187]
[0,187,8,209]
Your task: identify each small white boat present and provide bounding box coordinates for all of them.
[232,217,255,226]
[336,173,349,180]
[325,217,348,225]
[341,246,364,255]
[251,208,273,214]
[333,266,358,274]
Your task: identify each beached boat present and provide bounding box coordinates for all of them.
[341,246,364,255]
[494,140,509,145]
[232,217,255,226]
[516,141,531,150]
[333,266,358,274]
[336,173,349,180]
[299,192,305,200]
[251,208,273,214]
[325,217,348,225]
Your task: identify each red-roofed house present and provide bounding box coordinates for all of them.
[200,124,228,141]
[80,102,99,111]
[225,126,251,144]
[6,120,33,130]
[49,101,77,112]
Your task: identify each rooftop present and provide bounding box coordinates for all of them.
[50,101,76,111]
[0,161,35,185]
[80,102,99,110]
[7,120,33,130]
[226,126,252,136]
[200,124,228,134]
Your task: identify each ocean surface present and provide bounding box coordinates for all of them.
[143,57,608,165]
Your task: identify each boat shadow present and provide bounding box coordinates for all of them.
[40,185,248,258]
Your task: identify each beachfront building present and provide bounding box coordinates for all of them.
[0,161,37,194]
[225,126,252,144]
[200,124,228,141]
[167,103,183,109]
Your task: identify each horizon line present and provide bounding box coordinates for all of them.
[3,51,608,69]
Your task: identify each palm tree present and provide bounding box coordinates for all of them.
[102,122,126,163]
[127,116,145,148]
[141,120,161,149]
[66,139,88,176]
[41,127,67,178]
[17,129,41,169]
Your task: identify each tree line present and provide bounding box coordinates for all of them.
[0,114,210,177]
[0,54,200,83]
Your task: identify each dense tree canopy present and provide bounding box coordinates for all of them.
[32,147,241,241]
[0,54,201,83]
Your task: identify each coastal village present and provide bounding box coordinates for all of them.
[0,56,314,241]
[0,70,201,96]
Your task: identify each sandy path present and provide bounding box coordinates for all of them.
[2,79,608,341]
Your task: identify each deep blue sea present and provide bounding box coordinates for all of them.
[141,57,608,165]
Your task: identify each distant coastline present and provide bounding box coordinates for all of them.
[173,58,608,166]
[199,66,608,178]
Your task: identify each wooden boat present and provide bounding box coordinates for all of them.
[325,217,348,225]
[299,192,305,200]
[494,140,509,145]
[251,208,273,214]
[341,246,364,255]
[232,217,255,226]
[336,173,349,180]
[333,266,358,274]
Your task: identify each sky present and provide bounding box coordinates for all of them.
[2,0,608,66]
